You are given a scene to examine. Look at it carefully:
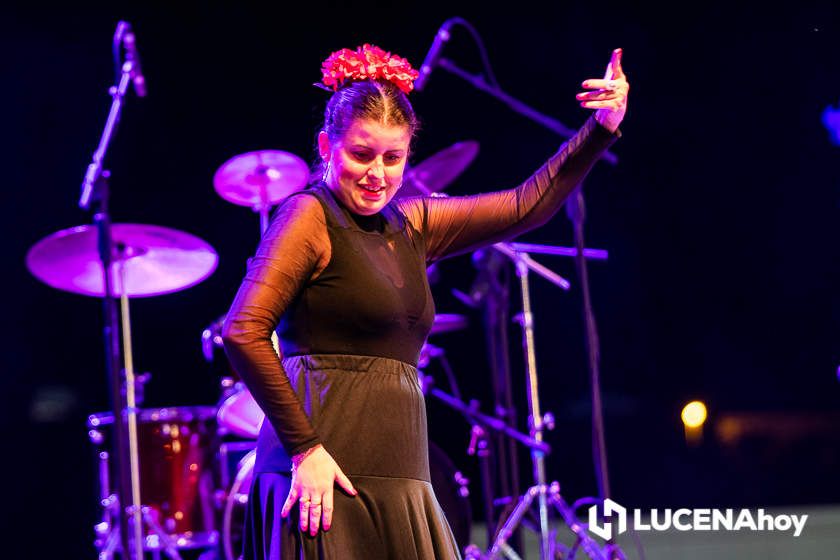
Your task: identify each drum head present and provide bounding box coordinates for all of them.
[217,388,264,439]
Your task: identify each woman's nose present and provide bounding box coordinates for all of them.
[368,158,385,179]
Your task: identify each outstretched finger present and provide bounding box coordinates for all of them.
[576,89,616,102]
[608,48,624,79]
[335,469,358,497]
[581,78,621,91]
[281,485,300,518]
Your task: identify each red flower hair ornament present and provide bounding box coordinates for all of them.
[319,44,420,94]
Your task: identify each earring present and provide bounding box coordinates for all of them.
[322,159,331,182]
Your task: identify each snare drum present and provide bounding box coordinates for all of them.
[87,406,219,548]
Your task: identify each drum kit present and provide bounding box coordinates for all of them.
[27,141,483,559]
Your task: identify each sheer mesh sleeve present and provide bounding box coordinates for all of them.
[396,116,619,262]
[221,193,330,456]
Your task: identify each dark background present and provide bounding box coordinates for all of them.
[3,1,839,557]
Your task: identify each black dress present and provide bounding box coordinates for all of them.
[222,116,618,559]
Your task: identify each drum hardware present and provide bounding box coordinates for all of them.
[201,316,226,364]
[417,370,551,455]
[215,440,257,500]
[27,219,219,560]
[54,24,201,556]
[87,407,221,558]
[213,149,310,234]
[429,313,469,336]
[474,246,621,560]
[432,32,623,557]
[220,450,256,560]
[418,347,550,558]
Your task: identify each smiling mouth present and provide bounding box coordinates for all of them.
[358,184,385,193]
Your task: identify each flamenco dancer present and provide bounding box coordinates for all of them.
[223,43,629,559]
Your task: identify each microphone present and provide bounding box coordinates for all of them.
[415,20,455,92]
[122,26,147,97]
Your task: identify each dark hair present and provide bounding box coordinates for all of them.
[311,80,420,182]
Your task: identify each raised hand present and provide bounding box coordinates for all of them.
[576,48,629,133]
[280,444,358,536]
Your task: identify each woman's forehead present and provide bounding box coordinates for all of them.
[341,119,410,150]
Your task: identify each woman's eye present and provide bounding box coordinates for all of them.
[350,151,403,164]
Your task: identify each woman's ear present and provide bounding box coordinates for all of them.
[317,131,330,161]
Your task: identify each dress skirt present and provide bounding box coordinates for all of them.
[243,354,462,560]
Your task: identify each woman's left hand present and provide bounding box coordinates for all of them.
[577,48,629,133]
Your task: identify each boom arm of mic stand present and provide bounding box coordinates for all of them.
[426,385,551,454]
[79,62,135,209]
[437,58,618,166]
[492,243,570,290]
[508,242,609,261]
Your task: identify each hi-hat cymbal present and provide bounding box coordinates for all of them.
[213,150,310,208]
[430,313,468,335]
[397,140,479,199]
[26,224,218,298]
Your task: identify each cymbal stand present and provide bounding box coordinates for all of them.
[253,169,273,235]
[483,246,613,560]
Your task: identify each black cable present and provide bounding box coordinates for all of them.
[445,17,501,89]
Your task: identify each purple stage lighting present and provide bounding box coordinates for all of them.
[821,103,840,145]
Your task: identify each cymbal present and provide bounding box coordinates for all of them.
[213,150,310,208]
[397,140,479,198]
[26,224,219,298]
[430,313,468,335]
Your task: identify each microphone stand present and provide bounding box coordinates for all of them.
[482,247,608,560]
[434,53,621,558]
[79,22,174,560]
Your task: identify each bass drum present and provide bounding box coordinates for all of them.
[221,441,472,559]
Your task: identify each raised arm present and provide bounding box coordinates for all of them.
[221,193,330,456]
[396,48,628,262]
[396,116,618,262]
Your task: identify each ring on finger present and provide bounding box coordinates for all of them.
[604,80,618,91]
